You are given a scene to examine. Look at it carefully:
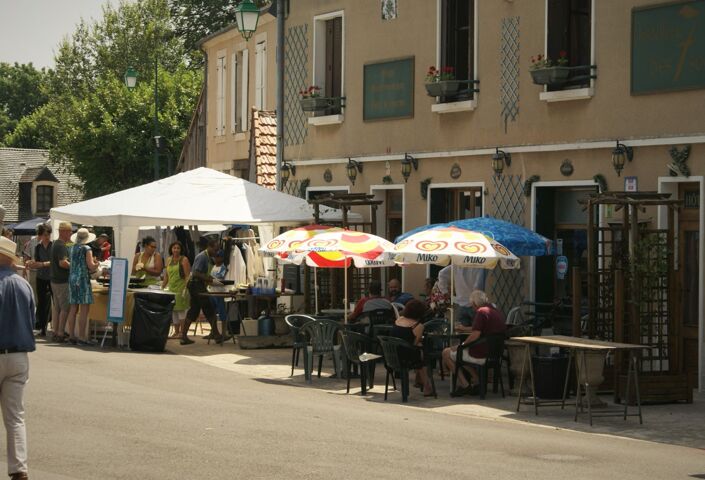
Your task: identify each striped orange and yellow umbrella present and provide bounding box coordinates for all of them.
[295,230,395,320]
[259,224,343,261]
[295,230,395,268]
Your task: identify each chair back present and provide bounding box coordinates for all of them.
[285,314,317,344]
[339,330,370,365]
[302,318,340,354]
[364,308,396,325]
[422,318,450,355]
[484,333,506,362]
[377,335,419,371]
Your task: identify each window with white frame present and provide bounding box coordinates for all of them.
[313,12,344,115]
[255,40,267,109]
[439,0,477,103]
[546,0,593,90]
[215,53,226,135]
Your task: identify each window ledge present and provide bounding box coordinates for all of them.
[234,132,246,141]
[308,114,344,126]
[539,87,594,103]
[431,100,477,114]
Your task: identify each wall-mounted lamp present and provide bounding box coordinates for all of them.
[347,158,363,185]
[611,140,633,177]
[401,153,418,183]
[280,161,296,187]
[491,148,511,175]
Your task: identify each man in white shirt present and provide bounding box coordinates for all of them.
[438,265,487,326]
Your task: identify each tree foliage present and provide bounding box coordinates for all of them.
[0,62,49,146]
[169,0,272,61]
[9,0,203,198]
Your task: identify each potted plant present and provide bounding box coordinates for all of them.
[424,65,462,97]
[299,85,328,111]
[529,51,570,86]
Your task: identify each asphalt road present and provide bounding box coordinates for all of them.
[6,343,704,480]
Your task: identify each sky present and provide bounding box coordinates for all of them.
[0,0,117,69]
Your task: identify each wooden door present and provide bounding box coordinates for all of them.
[678,184,700,387]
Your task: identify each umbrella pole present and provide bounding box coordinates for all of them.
[450,265,455,335]
[314,267,319,314]
[344,260,348,324]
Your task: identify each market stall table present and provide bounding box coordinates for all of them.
[512,335,646,425]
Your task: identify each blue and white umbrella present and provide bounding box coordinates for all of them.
[396,216,553,256]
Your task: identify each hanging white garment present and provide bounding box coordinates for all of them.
[226,244,247,285]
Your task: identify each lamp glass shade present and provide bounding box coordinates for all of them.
[401,159,411,181]
[491,154,504,175]
[124,66,138,90]
[235,0,260,40]
[347,164,357,184]
[612,148,625,176]
[281,164,291,182]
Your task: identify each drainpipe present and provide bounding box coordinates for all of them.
[275,0,285,190]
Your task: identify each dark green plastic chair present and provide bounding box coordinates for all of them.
[453,333,506,399]
[339,330,378,395]
[422,318,450,389]
[285,314,317,376]
[377,335,426,403]
[301,319,342,382]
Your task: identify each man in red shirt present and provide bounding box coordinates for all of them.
[442,290,506,395]
[348,280,393,322]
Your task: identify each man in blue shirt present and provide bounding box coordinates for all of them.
[387,278,414,305]
[0,236,35,480]
[180,239,230,345]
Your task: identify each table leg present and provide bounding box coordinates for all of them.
[624,352,632,421]
[561,350,573,410]
[574,352,582,422]
[516,344,528,412]
[632,353,643,424]
[527,346,538,416]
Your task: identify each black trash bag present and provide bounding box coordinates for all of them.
[130,293,174,353]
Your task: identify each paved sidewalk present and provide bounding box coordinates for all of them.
[167,337,705,450]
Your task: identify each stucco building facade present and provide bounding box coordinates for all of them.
[199,0,704,390]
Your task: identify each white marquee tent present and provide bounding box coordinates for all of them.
[50,168,321,269]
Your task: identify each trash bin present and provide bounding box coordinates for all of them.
[532,355,569,399]
[130,292,174,352]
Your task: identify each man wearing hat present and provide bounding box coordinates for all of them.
[50,222,73,342]
[0,236,35,480]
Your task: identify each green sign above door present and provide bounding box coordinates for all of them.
[363,57,414,121]
[631,1,705,94]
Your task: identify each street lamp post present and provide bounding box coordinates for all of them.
[124,58,161,181]
[234,0,284,190]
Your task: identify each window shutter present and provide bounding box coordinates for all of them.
[324,18,342,98]
[241,48,249,132]
[231,52,238,133]
[216,55,226,135]
[255,41,266,109]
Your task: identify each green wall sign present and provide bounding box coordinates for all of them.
[363,57,414,121]
[632,1,705,94]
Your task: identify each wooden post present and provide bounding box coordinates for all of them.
[572,267,582,337]
[628,204,640,345]
[667,205,680,374]
[586,199,594,333]
[614,268,625,401]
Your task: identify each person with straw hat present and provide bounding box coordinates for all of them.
[0,235,35,480]
[65,228,100,346]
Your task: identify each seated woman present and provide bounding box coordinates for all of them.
[389,299,434,397]
[132,236,163,286]
[442,290,506,396]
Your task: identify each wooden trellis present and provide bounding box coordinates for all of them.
[577,192,691,403]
